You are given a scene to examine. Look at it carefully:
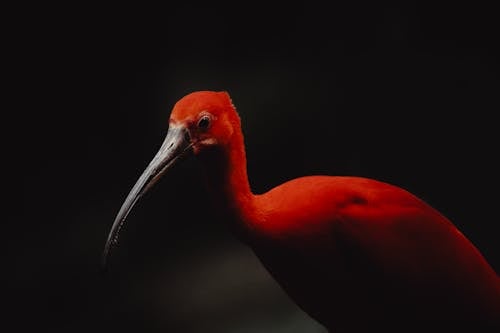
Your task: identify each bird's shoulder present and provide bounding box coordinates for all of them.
[253,175,448,238]
[258,174,432,215]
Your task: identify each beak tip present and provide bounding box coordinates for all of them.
[100,251,110,275]
[100,239,115,274]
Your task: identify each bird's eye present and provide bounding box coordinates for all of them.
[197,115,211,130]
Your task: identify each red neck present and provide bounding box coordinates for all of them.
[197,128,259,240]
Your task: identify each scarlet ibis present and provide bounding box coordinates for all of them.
[103,90,500,332]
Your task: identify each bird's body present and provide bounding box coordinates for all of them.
[103,91,500,332]
[250,177,500,332]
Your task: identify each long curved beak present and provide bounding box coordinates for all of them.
[102,125,192,271]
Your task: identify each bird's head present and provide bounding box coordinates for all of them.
[102,90,239,270]
[170,90,240,154]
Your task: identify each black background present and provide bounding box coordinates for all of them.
[18,2,499,332]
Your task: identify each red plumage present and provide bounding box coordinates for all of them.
[104,91,500,332]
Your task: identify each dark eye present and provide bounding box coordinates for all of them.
[197,115,211,130]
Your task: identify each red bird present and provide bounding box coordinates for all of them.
[103,91,500,332]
